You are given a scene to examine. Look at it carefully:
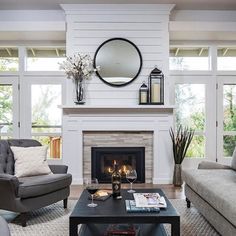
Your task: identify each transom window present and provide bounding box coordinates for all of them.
[26,47,66,71]
[170,47,210,71]
[217,47,236,71]
[0,47,19,71]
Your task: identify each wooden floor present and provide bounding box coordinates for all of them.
[69,184,185,200]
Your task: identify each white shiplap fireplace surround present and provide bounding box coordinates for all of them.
[61,4,175,184]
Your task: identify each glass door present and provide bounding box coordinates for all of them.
[217,76,236,164]
[0,77,19,139]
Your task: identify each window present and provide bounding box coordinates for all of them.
[0,47,18,71]
[175,84,206,157]
[26,47,66,71]
[170,47,210,71]
[0,85,13,137]
[223,84,236,157]
[31,84,62,159]
[217,47,236,71]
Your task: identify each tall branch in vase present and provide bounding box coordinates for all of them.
[59,53,99,104]
[169,125,194,186]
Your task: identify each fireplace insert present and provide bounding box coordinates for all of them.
[91,147,145,183]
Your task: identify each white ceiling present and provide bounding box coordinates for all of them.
[0,0,236,11]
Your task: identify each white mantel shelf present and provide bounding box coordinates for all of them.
[60,105,175,115]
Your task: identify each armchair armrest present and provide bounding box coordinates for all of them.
[0,174,19,210]
[198,161,231,170]
[49,165,68,174]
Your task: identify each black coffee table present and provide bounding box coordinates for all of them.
[70,189,180,236]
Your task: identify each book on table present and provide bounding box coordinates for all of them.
[105,224,140,236]
[133,193,167,208]
[125,200,160,213]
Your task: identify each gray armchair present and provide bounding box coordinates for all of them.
[0,139,72,227]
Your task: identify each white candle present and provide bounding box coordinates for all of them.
[140,91,147,103]
[152,84,160,103]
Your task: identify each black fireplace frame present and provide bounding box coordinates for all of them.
[91,147,145,183]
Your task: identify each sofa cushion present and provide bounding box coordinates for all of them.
[183,169,236,227]
[18,173,72,198]
[11,146,52,178]
[231,147,236,170]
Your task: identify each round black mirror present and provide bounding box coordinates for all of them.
[94,38,142,87]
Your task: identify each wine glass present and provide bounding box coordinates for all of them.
[85,178,99,207]
[126,170,137,193]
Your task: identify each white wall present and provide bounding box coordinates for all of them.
[61,4,174,106]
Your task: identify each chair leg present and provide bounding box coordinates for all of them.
[63,198,68,209]
[20,212,28,227]
[186,198,191,208]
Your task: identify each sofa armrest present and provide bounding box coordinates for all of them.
[49,165,68,174]
[198,161,231,169]
[0,173,19,199]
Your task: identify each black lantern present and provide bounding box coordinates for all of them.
[139,82,148,104]
[148,67,164,104]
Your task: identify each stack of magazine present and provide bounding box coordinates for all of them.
[125,192,167,213]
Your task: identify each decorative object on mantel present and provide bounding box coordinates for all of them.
[139,82,148,104]
[148,67,164,105]
[59,53,98,104]
[94,38,142,87]
[169,126,194,187]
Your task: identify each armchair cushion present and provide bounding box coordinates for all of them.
[11,146,52,178]
[18,173,72,198]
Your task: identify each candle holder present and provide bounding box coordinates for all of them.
[148,67,164,105]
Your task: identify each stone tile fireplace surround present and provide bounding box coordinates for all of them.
[62,106,174,184]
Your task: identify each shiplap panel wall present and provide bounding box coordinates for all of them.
[62,4,174,106]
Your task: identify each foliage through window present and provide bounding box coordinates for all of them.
[175,84,205,157]
[31,84,62,159]
[223,85,236,157]
[0,85,13,136]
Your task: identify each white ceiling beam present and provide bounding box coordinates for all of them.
[175,48,180,56]
[223,48,229,56]
[30,48,35,57]
[198,48,204,56]
[170,21,236,32]
[5,48,11,56]
[55,48,59,57]
[0,21,65,32]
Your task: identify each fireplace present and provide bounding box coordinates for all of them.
[91,147,145,183]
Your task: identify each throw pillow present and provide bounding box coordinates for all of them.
[11,146,52,178]
[231,147,236,170]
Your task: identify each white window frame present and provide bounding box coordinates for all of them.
[0,44,66,163]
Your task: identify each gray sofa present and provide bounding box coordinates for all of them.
[183,160,236,236]
[0,139,72,227]
[0,216,10,236]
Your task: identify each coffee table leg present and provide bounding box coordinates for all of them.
[171,217,180,236]
[69,219,78,236]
